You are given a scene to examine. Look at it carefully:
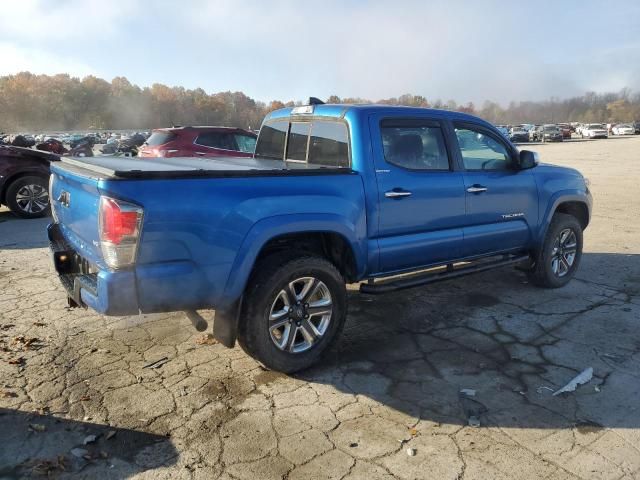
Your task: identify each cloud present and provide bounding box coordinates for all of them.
[0,0,141,42]
[0,0,638,104]
[0,42,98,78]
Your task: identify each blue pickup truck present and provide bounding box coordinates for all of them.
[48,103,592,372]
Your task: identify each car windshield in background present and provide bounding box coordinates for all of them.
[234,134,257,153]
[544,125,559,131]
[588,124,604,129]
[145,132,177,146]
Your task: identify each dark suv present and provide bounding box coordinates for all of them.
[0,145,58,218]
[139,126,257,159]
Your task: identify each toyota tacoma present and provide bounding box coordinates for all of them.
[48,102,592,372]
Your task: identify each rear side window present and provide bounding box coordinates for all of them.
[195,132,235,150]
[308,122,349,167]
[146,131,177,146]
[381,123,449,171]
[255,120,288,160]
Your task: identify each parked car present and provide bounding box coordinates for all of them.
[612,123,635,135]
[557,124,572,139]
[530,124,563,142]
[0,145,58,218]
[581,124,608,139]
[635,121,640,134]
[47,103,591,372]
[138,126,257,159]
[495,125,510,139]
[36,138,68,155]
[509,127,529,143]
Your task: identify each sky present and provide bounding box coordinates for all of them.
[0,0,639,105]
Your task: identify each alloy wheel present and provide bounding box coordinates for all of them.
[551,228,577,277]
[15,184,49,214]
[268,277,333,353]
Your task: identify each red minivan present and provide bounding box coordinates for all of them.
[139,126,257,158]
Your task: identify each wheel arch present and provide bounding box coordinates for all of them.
[222,214,366,308]
[536,192,591,247]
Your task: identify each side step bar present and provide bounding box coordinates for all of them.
[360,254,531,295]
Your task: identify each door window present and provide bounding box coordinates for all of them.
[454,126,512,171]
[195,132,234,150]
[381,124,449,171]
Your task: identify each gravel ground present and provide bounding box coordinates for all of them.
[1,136,639,479]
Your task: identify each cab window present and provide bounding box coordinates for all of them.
[454,126,512,170]
[255,120,288,160]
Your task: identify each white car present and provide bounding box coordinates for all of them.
[581,124,608,139]
[612,123,635,135]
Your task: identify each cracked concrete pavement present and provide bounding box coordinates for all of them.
[1,136,639,479]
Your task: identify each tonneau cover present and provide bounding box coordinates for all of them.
[58,155,351,179]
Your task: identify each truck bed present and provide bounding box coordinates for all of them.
[59,155,352,179]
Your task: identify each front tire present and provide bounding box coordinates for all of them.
[5,175,50,219]
[528,213,583,288]
[237,253,347,373]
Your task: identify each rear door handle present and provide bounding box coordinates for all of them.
[385,190,412,198]
[466,185,488,193]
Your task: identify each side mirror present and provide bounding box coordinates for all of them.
[518,150,539,170]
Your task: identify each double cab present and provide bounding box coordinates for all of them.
[48,103,592,372]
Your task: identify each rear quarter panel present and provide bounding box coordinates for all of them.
[101,173,367,312]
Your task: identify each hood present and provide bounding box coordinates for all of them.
[535,163,584,179]
[0,145,60,163]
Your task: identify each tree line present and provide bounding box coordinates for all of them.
[1,72,638,132]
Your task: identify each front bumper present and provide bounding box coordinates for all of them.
[48,223,139,316]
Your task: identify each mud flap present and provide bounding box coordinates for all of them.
[213,298,242,348]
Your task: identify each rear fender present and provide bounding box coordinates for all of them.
[213,214,365,348]
[222,213,366,308]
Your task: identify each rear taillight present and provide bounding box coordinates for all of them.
[98,196,143,269]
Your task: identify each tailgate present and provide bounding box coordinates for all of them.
[49,163,103,265]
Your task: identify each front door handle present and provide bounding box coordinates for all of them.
[385,190,412,198]
[466,185,488,193]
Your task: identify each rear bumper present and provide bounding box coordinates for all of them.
[48,223,139,316]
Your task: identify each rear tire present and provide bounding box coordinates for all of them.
[528,213,583,288]
[237,253,347,373]
[5,175,50,219]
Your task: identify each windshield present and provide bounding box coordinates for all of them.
[588,124,604,129]
[543,125,559,131]
[145,131,177,146]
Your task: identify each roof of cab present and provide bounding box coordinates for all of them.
[265,104,488,125]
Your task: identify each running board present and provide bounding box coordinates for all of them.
[360,254,531,295]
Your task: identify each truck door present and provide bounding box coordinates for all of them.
[451,121,538,257]
[369,115,466,274]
